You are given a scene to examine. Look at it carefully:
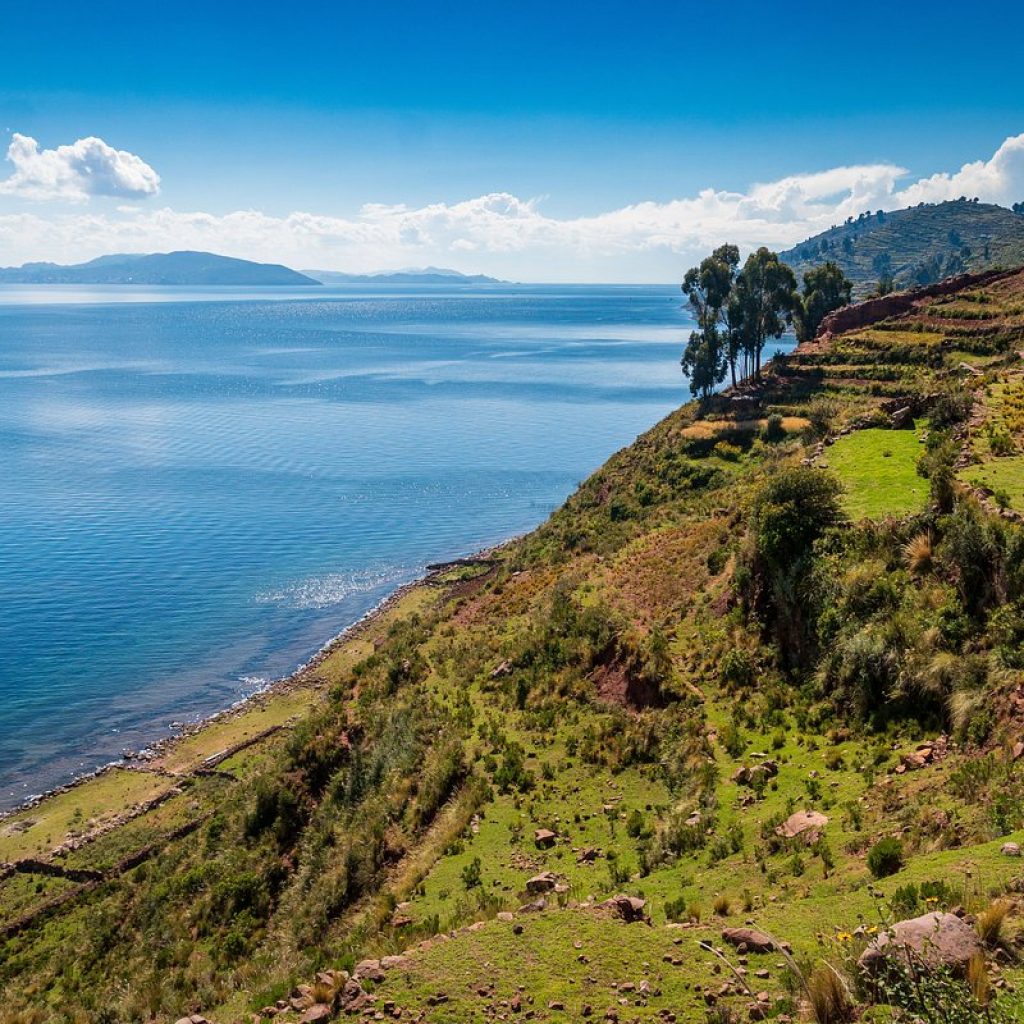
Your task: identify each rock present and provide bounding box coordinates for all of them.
[380,955,412,971]
[491,660,513,678]
[577,847,600,862]
[1013,741,1024,761]
[526,871,559,893]
[1001,842,1021,857]
[890,406,915,429]
[598,894,649,923]
[353,959,385,983]
[859,912,983,976]
[534,828,557,849]
[301,1007,332,1023]
[339,979,367,1012]
[775,810,828,842]
[721,928,776,954]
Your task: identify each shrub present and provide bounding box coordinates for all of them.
[712,893,731,916]
[461,857,482,890]
[867,837,903,878]
[763,413,786,443]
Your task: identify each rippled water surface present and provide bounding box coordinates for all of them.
[0,283,698,807]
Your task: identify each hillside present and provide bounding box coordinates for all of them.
[305,268,502,285]
[0,251,319,286]
[3,268,1024,1023]
[781,199,1024,294]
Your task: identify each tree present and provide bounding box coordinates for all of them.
[795,261,853,342]
[728,248,799,379]
[680,330,726,401]
[679,244,739,397]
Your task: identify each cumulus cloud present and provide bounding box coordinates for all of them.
[0,133,160,201]
[898,132,1024,208]
[0,132,1022,280]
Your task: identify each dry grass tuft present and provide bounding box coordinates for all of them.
[967,950,991,1006]
[712,893,731,917]
[805,963,853,1024]
[904,531,934,575]
[976,900,1009,947]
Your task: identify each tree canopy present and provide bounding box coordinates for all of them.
[795,261,853,342]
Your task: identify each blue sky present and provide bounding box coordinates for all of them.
[2,0,1024,280]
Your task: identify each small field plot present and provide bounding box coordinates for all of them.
[827,426,927,519]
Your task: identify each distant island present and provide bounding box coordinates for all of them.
[782,198,1024,294]
[305,266,503,285]
[0,251,319,286]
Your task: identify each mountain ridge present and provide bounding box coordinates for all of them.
[0,250,319,286]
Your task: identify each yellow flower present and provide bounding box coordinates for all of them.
[866,925,878,935]
[836,931,852,943]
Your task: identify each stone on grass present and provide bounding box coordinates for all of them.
[721,927,776,954]
[775,810,828,842]
[526,871,559,893]
[1001,842,1021,857]
[534,828,557,849]
[300,1006,332,1023]
[599,894,648,923]
[858,911,982,976]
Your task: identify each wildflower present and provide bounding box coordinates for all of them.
[836,931,852,943]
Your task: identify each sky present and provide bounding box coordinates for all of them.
[2,0,1024,282]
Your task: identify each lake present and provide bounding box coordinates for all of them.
[0,283,702,808]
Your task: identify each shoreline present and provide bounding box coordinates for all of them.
[0,541,511,827]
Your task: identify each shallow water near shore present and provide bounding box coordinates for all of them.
[0,282,760,809]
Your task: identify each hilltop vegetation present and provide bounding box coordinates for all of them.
[781,199,1024,295]
[3,268,1024,1024]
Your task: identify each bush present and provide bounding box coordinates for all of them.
[867,837,903,878]
[461,856,482,890]
[763,413,786,443]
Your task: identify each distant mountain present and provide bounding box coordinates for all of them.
[0,251,319,286]
[305,267,503,285]
[781,199,1024,294]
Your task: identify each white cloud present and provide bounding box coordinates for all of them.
[0,134,160,201]
[898,132,1024,207]
[0,132,1022,281]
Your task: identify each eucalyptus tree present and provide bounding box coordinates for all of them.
[728,248,799,380]
[679,244,740,397]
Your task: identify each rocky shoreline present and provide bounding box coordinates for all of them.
[0,543,509,826]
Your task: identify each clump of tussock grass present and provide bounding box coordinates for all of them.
[805,963,854,1024]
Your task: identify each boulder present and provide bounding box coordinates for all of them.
[380,954,412,971]
[300,1007,332,1023]
[858,911,982,976]
[890,406,915,430]
[599,894,649,923]
[534,828,557,849]
[722,928,775,954]
[352,958,384,982]
[1001,842,1021,857]
[526,871,559,893]
[775,810,828,842]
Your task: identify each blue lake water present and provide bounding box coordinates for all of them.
[0,283,705,808]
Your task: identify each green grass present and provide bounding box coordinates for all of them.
[826,424,928,519]
[963,455,1024,511]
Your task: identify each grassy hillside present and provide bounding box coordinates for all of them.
[3,269,1024,1024]
[781,200,1024,294]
